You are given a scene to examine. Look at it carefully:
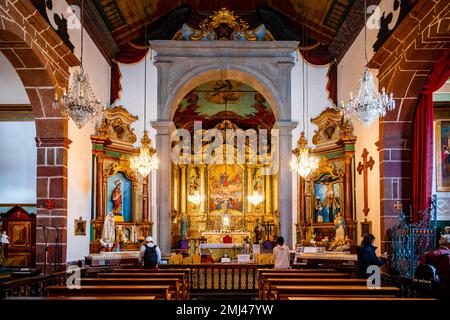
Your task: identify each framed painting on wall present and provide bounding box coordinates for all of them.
[435,119,450,192]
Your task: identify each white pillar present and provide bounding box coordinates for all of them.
[151,120,175,255]
[275,121,298,248]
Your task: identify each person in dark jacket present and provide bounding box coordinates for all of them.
[357,233,386,278]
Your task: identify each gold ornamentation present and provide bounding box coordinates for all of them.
[189,8,258,41]
[104,156,137,181]
[96,106,137,144]
[311,107,343,146]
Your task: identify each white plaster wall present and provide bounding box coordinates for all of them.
[336,0,398,250]
[113,50,158,242]
[0,52,30,104]
[46,1,111,261]
[0,121,36,203]
[291,50,333,247]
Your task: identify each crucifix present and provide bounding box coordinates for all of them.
[357,148,375,217]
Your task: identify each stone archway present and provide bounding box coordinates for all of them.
[0,0,79,270]
[150,40,299,253]
[369,0,450,252]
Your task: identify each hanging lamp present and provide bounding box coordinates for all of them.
[337,0,395,127]
[130,1,158,177]
[58,0,103,129]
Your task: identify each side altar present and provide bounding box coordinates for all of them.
[90,106,152,253]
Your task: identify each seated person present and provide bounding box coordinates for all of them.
[356,233,386,278]
[223,235,232,243]
[418,234,450,298]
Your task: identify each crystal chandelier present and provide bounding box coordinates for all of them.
[291,132,319,179]
[58,0,103,129]
[187,191,203,206]
[338,0,395,127]
[130,2,158,178]
[130,130,158,177]
[248,192,264,206]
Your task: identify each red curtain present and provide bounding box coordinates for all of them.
[110,43,149,105]
[412,48,450,222]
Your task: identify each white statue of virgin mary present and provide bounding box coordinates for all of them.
[102,211,116,244]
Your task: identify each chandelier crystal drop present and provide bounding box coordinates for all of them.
[248,192,264,206]
[130,130,158,178]
[339,67,395,127]
[291,132,319,179]
[60,67,103,129]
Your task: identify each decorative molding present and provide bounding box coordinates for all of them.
[96,105,138,147]
[0,104,33,121]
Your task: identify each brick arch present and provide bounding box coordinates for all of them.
[368,0,450,252]
[0,0,79,271]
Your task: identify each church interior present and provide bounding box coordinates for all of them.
[0,0,449,304]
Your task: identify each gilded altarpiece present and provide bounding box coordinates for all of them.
[297,108,357,246]
[90,106,152,253]
[170,121,278,248]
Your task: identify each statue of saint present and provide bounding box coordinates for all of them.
[315,198,324,223]
[334,213,346,240]
[254,218,264,244]
[102,211,116,244]
[111,180,122,216]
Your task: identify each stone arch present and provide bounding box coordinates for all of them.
[163,65,283,122]
[0,1,79,270]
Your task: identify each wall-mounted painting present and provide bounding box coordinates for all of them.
[106,172,132,222]
[74,217,87,236]
[435,120,450,192]
[313,175,341,224]
[207,164,244,230]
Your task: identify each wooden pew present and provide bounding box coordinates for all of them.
[271,285,400,300]
[4,296,156,301]
[262,278,367,300]
[47,285,171,300]
[97,272,189,299]
[80,278,181,300]
[288,297,436,301]
[258,272,351,299]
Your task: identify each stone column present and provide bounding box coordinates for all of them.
[150,121,175,255]
[199,164,206,214]
[275,121,298,248]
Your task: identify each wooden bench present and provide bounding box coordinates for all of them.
[261,278,367,300]
[288,297,436,301]
[80,278,181,300]
[97,272,189,299]
[4,296,156,300]
[47,285,171,300]
[272,285,400,300]
[258,272,351,299]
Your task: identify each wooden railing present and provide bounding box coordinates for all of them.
[159,264,273,291]
[0,266,114,298]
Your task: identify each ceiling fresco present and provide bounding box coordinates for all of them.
[173,80,275,132]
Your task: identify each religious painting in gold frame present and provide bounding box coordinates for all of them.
[435,119,450,192]
[74,217,87,236]
[307,158,345,225]
[207,164,244,230]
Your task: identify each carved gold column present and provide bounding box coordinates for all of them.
[142,175,149,223]
[298,175,305,224]
[173,165,179,212]
[199,164,206,213]
[180,163,187,214]
[265,171,272,214]
[96,155,104,221]
[246,165,253,213]
[344,153,353,221]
